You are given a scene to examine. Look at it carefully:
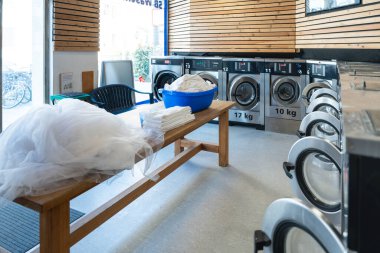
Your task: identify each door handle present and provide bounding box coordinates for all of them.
[296,130,305,138]
[254,230,271,253]
[283,162,295,179]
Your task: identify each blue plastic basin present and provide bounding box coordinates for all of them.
[162,87,217,113]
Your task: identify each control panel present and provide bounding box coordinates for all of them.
[151,58,183,65]
[307,63,337,79]
[185,59,222,71]
[222,61,264,74]
[265,62,306,76]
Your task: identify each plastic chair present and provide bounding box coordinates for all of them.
[90,84,154,114]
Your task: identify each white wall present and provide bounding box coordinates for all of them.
[52,51,98,94]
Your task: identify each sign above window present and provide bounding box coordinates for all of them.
[306,0,361,14]
[126,0,163,9]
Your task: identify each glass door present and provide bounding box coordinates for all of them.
[1,0,46,131]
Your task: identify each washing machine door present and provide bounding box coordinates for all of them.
[272,77,300,107]
[307,97,341,119]
[283,137,343,227]
[229,76,259,110]
[297,111,341,147]
[302,82,331,106]
[254,198,345,253]
[310,88,339,103]
[153,71,179,100]
[197,72,218,99]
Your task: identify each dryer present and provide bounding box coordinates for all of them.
[151,56,184,100]
[265,59,307,134]
[184,56,223,100]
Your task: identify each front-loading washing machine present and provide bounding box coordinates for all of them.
[264,59,307,134]
[302,60,339,106]
[223,58,265,126]
[184,56,223,100]
[283,136,344,231]
[254,198,346,253]
[151,56,185,100]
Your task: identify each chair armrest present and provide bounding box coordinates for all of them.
[114,83,154,104]
[90,97,106,108]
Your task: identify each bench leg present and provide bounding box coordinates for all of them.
[40,201,70,253]
[174,137,184,155]
[219,111,229,167]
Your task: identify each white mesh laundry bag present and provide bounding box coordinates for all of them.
[0,99,163,203]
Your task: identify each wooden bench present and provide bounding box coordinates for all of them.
[15,100,235,253]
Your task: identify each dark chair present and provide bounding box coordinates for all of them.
[90,84,154,114]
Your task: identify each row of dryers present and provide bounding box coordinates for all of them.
[151,56,338,133]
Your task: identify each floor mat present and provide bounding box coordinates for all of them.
[0,201,84,253]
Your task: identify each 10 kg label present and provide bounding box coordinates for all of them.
[270,107,301,120]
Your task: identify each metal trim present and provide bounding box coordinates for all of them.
[310,88,339,103]
[302,82,331,106]
[198,72,219,99]
[307,97,341,115]
[298,111,341,144]
[262,198,345,253]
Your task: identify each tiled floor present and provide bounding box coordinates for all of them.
[71,124,297,253]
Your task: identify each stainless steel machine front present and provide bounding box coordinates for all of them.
[223,58,265,126]
[184,56,223,100]
[265,59,307,134]
[151,56,184,100]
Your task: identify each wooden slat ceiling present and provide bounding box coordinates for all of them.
[53,0,100,51]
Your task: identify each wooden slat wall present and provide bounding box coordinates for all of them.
[53,0,100,51]
[296,0,380,49]
[169,0,297,53]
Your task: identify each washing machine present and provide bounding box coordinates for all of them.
[297,111,342,148]
[264,59,307,134]
[302,60,339,106]
[283,136,344,230]
[184,56,223,100]
[151,56,185,100]
[254,198,346,253]
[223,58,265,126]
[307,97,341,119]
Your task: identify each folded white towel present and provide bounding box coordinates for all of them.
[144,114,195,132]
[141,105,195,132]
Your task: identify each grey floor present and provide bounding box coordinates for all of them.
[71,124,297,253]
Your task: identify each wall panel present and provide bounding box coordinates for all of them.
[53,0,100,51]
[296,0,380,49]
[168,0,297,53]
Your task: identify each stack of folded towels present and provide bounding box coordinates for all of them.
[142,105,195,132]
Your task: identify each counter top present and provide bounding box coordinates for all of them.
[338,61,380,158]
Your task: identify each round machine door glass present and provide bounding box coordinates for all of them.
[281,226,327,253]
[273,78,300,106]
[229,76,259,110]
[198,72,218,99]
[316,105,340,119]
[154,72,178,100]
[300,152,341,208]
[285,137,343,213]
[309,123,339,146]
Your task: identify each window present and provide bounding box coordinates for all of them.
[306,0,361,14]
[99,0,165,102]
[1,0,47,130]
